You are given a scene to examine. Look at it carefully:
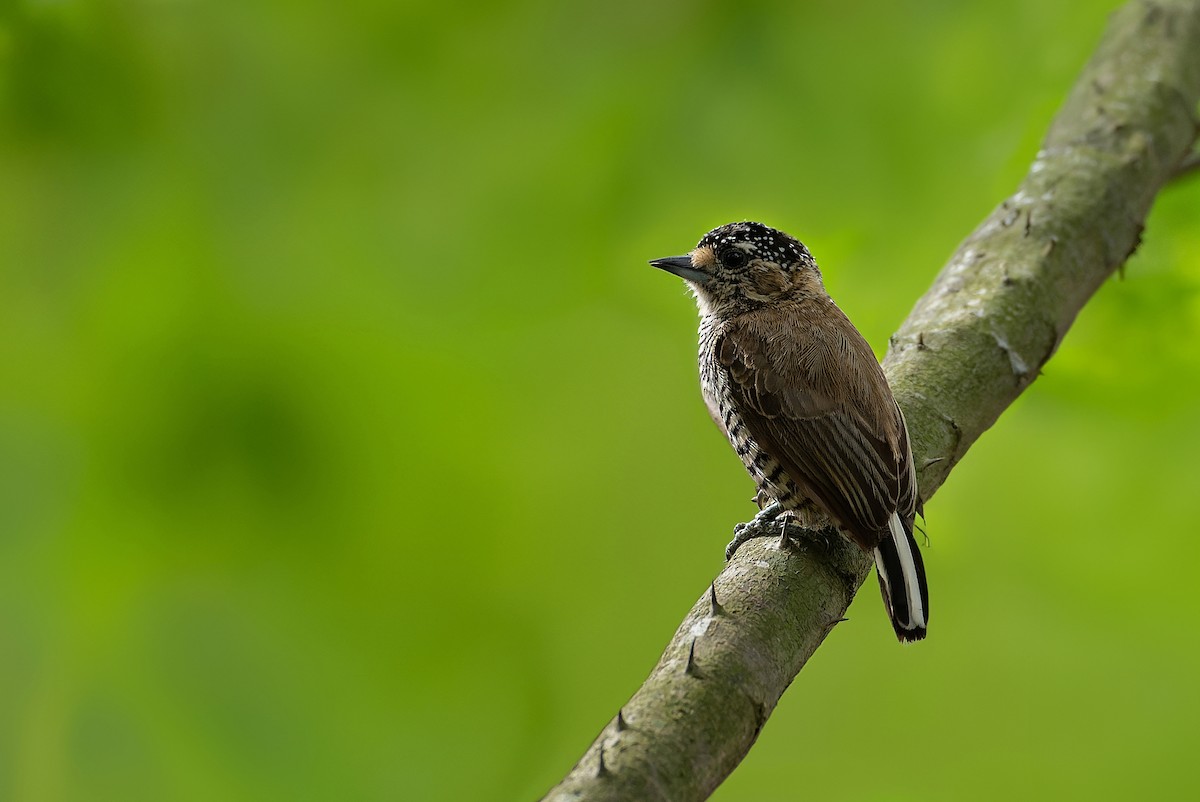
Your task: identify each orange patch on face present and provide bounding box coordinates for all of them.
[689,245,716,270]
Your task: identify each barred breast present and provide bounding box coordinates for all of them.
[698,316,804,511]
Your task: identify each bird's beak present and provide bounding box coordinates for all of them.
[650,254,710,284]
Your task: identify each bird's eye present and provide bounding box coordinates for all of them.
[721,247,749,268]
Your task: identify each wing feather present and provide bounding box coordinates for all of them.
[717,310,915,550]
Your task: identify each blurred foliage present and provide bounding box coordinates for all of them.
[1,0,1198,800]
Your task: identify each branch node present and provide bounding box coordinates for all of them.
[685,638,701,678]
[991,330,1032,380]
[596,744,611,778]
[708,583,724,616]
[752,702,769,739]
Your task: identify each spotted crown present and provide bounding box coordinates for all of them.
[698,221,814,271]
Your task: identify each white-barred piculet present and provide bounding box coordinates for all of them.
[652,221,929,642]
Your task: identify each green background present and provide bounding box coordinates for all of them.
[2,1,1198,800]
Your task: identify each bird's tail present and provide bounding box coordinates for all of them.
[873,513,929,642]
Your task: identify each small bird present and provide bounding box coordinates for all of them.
[651,221,929,642]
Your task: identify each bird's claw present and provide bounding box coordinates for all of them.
[725,502,784,560]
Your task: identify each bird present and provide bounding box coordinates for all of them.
[650,221,929,642]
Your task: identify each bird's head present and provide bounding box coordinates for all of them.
[650,221,821,316]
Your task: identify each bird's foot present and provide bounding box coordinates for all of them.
[726,502,784,561]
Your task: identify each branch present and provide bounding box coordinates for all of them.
[543,2,1200,800]
[1170,147,1200,179]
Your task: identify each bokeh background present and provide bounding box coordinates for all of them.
[2,0,1198,799]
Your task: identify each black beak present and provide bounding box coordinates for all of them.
[650,255,710,284]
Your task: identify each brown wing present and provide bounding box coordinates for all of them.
[717,308,915,550]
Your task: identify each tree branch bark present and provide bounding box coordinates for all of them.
[543,2,1200,799]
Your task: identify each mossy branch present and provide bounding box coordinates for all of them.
[543,2,1200,799]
